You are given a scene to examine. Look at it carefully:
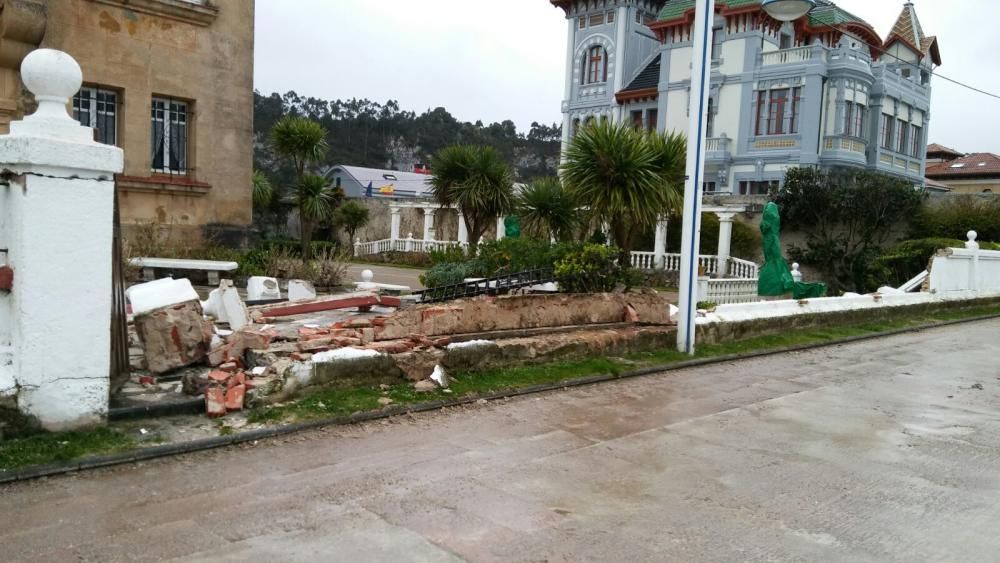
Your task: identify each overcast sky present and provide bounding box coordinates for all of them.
[255,0,1000,154]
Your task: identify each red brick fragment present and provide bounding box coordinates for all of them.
[139,375,156,385]
[208,370,231,383]
[225,384,246,411]
[228,372,246,388]
[205,387,227,417]
[624,305,640,323]
[432,337,452,348]
[365,340,413,354]
[290,352,313,362]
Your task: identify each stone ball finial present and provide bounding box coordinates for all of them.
[361,269,374,283]
[968,230,978,242]
[21,49,82,108]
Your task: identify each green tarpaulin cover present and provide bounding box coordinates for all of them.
[757,202,827,299]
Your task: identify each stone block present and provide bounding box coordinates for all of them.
[133,300,214,375]
[394,349,446,382]
[205,387,226,417]
[225,384,246,411]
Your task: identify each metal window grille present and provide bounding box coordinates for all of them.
[72,87,118,146]
[151,97,189,175]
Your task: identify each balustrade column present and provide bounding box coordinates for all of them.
[496,216,506,241]
[423,208,436,241]
[716,212,736,278]
[457,211,469,245]
[389,206,402,241]
[654,217,669,270]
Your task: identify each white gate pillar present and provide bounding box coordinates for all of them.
[423,208,436,241]
[716,212,736,278]
[389,206,402,241]
[0,50,124,430]
[457,210,469,245]
[654,217,669,270]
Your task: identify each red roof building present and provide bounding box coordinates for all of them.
[925,153,1000,194]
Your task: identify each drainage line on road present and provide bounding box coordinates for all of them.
[3,312,999,485]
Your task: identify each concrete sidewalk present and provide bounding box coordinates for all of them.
[2,320,999,561]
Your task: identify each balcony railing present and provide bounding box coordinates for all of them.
[761,46,814,66]
[705,136,730,153]
[823,136,867,155]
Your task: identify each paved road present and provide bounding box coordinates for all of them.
[347,263,425,290]
[3,320,1000,562]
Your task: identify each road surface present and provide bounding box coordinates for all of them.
[2,319,999,562]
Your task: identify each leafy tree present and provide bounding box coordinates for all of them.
[295,174,340,258]
[270,116,331,257]
[334,200,371,243]
[773,167,926,292]
[430,145,515,246]
[517,177,580,242]
[560,121,685,260]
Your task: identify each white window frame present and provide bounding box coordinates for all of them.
[73,86,118,146]
[151,97,189,175]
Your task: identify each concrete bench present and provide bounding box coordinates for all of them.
[130,257,239,286]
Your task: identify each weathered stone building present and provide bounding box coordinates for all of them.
[0,0,255,242]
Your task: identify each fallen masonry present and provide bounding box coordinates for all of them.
[122,286,676,418]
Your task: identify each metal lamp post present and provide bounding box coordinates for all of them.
[676,0,816,355]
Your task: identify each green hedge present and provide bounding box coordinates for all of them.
[868,237,1000,289]
[911,197,1000,242]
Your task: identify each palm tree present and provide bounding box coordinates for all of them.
[270,116,330,257]
[295,174,337,258]
[430,145,515,246]
[517,176,580,242]
[646,130,687,212]
[334,200,371,243]
[252,170,274,208]
[561,121,685,259]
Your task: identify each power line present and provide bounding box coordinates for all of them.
[810,19,1000,101]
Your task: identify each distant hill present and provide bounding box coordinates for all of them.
[253,91,562,194]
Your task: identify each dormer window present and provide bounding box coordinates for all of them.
[582,46,608,85]
[383,174,398,181]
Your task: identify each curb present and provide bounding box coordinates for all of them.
[3,312,999,485]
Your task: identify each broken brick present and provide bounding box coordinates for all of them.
[225,384,246,411]
[365,340,414,354]
[298,337,335,352]
[206,387,227,417]
[138,375,156,385]
[344,318,373,329]
[227,372,246,389]
[360,328,376,345]
[208,370,231,383]
[432,337,452,348]
[624,305,640,324]
[219,362,240,373]
[290,352,313,362]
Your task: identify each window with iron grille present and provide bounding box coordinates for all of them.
[151,97,189,175]
[73,87,118,146]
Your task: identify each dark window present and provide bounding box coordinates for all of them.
[780,33,792,49]
[739,180,779,195]
[896,119,909,154]
[606,11,615,23]
[583,46,608,85]
[73,87,118,146]
[151,97,189,175]
[844,101,866,137]
[706,98,714,137]
[703,182,717,193]
[881,114,894,150]
[631,110,644,129]
[767,89,788,135]
[335,177,342,188]
[646,108,658,132]
[572,118,581,137]
[789,87,801,134]
[755,88,799,136]
[590,13,604,26]
[910,124,922,157]
[579,17,586,29]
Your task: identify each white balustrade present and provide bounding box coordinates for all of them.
[761,46,812,66]
[701,278,760,305]
[354,237,466,257]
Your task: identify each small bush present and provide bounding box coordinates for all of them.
[420,262,482,288]
[554,244,633,293]
[911,196,1000,242]
[868,237,1000,289]
[312,249,351,288]
[263,248,313,280]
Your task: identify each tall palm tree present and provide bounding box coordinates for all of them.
[269,116,330,258]
[561,121,684,259]
[517,176,580,242]
[430,145,515,246]
[296,174,337,257]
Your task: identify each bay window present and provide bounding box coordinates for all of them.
[843,101,866,138]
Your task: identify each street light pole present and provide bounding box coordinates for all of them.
[676,0,716,355]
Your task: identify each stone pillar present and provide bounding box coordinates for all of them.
[422,208,436,241]
[654,217,669,270]
[496,216,506,241]
[0,50,124,431]
[716,212,736,278]
[457,211,469,245]
[389,206,402,241]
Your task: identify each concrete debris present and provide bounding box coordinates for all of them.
[312,348,381,362]
[262,292,402,317]
[247,276,281,301]
[430,365,449,389]
[133,300,214,375]
[414,380,437,393]
[287,280,317,301]
[127,278,200,316]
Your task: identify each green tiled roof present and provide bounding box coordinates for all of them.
[657,0,871,29]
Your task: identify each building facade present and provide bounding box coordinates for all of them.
[0,0,255,242]
[925,150,1000,195]
[551,0,941,194]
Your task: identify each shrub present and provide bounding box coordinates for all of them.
[663,213,760,260]
[419,262,483,288]
[263,248,313,280]
[911,196,1000,242]
[868,237,1000,289]
[312,248,351,288]
[554,244,634,293]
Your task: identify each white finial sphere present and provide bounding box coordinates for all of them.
[21,49,83,103]
[361,269,374,283]
[792,263,800,271]
[968,230,978,242]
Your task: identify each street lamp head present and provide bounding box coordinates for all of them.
[761,0,816,22]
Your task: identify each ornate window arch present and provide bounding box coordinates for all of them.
[581,45,608,85]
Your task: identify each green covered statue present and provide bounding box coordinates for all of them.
[504,215,521,239]
[758,202,827,299]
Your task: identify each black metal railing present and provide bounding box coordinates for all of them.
[415,268,555,303]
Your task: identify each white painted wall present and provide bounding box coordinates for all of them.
[0,49,124,430]
[668,47,692,82]
[665,90,688,134]
[719,37,747,75]
[930,247,1000,294]
[715,84,742,139]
